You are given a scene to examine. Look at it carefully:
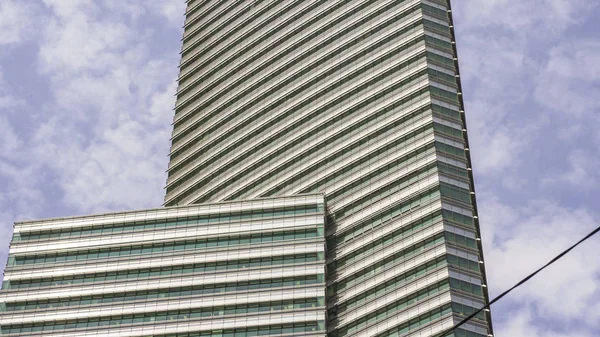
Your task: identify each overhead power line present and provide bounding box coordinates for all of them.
[433,223,600,337]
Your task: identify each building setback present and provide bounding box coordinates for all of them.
[0,195,327,336]
[1,0,494,336]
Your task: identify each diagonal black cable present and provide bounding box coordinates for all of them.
[433,223,600,337]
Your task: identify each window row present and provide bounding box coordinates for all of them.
[372,302,476,337]
[433,121,463,139]
[14,227,322,267]
[421,3,450,22]
[325,137,437,202]
[340,280,450,334]
[4,253,322,290]
[182,1,216,33]
[299,118,436,199]
[175,20,454,171]
[231,99,436,203]
[432,103,461,121]
[333,163,440,221]
[442,209,474,227]
[336,230,477,296]
[435,141,466,159]
[16,205,322,242]
[423,19,451,37]
[335,234,445,292]
[331,201,443,247]
[333,190,441,247]
[450,278,484,297]
[335,226,476,275]
[333,253,484,315]
[3,274,324,312]
[178,0,392,81]
[336,186,441,245]
[424,35,453,53]
[331,211,443,268]
[153,320,325,337]
[332,256,447,313]
[428,70,457,90]
[448,254,481,274]
[173,52,426,184]
[332,302,452,337]
[440,182,472,205]
[450,328,489,337]
[179,0,332,86]
[452,302,486,321]
[427,51,455,68]
[445,231,477,250]
[1,297,323,333]
[178,6,433,111]
[333,275,484,328]
[333,157,438,216]
[430,85,459,104]
[437,161,469,180]
[180,0,283,57]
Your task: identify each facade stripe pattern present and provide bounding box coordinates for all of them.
[1,195,327,336]
[164,1,493,337]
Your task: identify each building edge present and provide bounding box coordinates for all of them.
[446,0,495,334]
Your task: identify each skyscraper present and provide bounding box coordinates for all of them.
[1,1,493,336]
[166,0,493,336]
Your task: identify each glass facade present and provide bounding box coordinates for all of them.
[0,1,493,336]
[0,195,327,336]
[164,0,493,336]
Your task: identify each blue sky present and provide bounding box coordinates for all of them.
[0,1,599,336]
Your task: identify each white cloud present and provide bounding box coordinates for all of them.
[479,194,600,328]
[562,151,600,188]
[530,39,600,191]
[0,116,20,158]
[535,39,600,118]
[453,0,600,183]
[497,308,597,337]
[455,0,597,34]
[101,0,184,27]
[541,150,600,190]
[0,95,23,110]
[146,0,185,27]
[0,0,42,46]
[0,158,46,283]
[38,9,134,75]
[0,66,26,113]
[26,0,182,213]
[456,34,539,176]
[463,89,542,176]
[41,0,96,18]
[0,0,183,262]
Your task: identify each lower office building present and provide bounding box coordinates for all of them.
[0,194,327,337]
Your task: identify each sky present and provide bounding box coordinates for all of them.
[0,1,599,336]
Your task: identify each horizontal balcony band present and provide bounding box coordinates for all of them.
[0,287,324,325]
[0,265,325,303]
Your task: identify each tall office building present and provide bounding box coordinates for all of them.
[1,1,494,337]
[165,0,493,336]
